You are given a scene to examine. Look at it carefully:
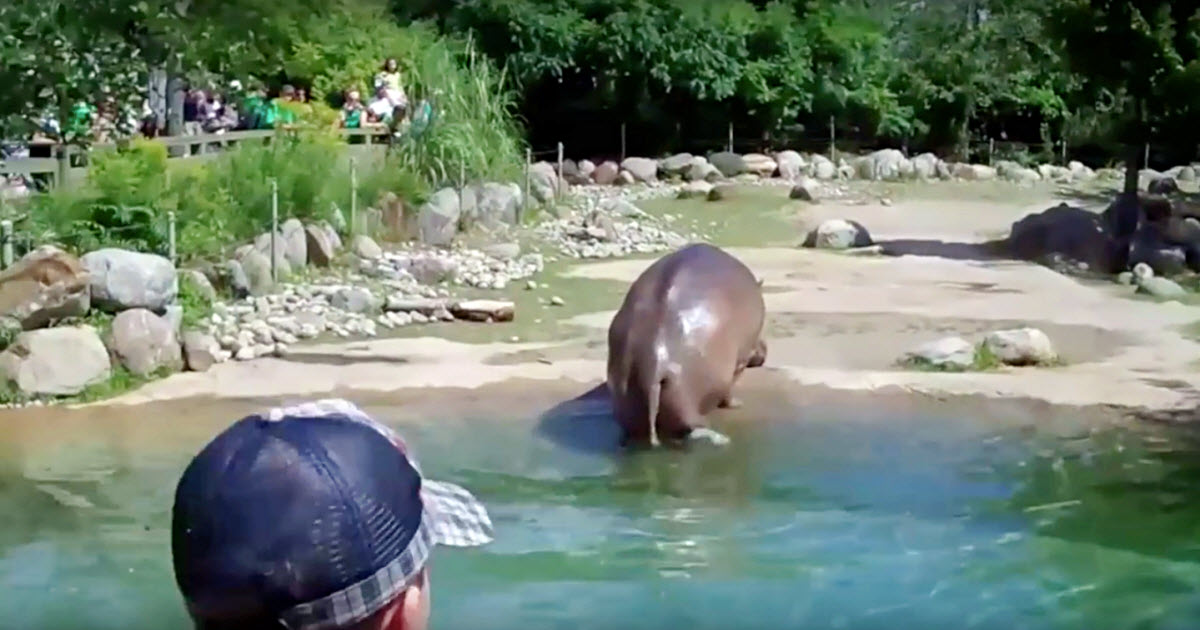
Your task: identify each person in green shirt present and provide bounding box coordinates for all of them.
[341,89,366,129]
[65,102,95,141]
[263,85,299,129]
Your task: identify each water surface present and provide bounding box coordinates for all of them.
[1,384,1199,630]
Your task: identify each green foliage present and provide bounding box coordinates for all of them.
[177,272,214,331]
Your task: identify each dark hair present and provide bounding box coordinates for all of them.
[384,58,397,70]
[281,85,296,97]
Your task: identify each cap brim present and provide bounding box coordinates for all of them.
[421,479,494,547]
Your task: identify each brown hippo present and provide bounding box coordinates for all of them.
[607,242,767,448]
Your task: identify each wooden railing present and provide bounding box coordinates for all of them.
[0,125,392,189]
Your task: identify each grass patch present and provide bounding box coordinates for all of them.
[178,272,215,331]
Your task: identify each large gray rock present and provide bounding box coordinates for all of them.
[578,160,596,180]
[108,308,183,376]
[179,268,216,302]
[252,232,293,278]
[418,187,461,246]
[1129,224,1191,276]
[811,155,836,180]
[0,326,111,395]
[789,178,818,202]
[181,330,221,372]
[332,287,378,314]
[1038,164,1072,182]
[279,218,308,268]
[708,151,749,177]
[686,160,722,182]
[620,157,658,183]
[858,149,909,181]
[909,153,940,180]
[1137,276,1187,299]
[983,328,1057,366]
[305,224,336,266]
[774,151,806,180]
[237,250,274,297]
[803,219,873,250]
[0,245,90,330]
[659,153,695,176]
[352,234,383,260]
[1007,203,1124,274]
[81,248,177,313]
[468,182,522,227]
[903,336,975,370]
[592,161,619,185]
[677,181,715,199]
[529,161,559,202]
[742,153,778,177]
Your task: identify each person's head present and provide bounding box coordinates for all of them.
[384,58,398,72]
[297,88,308,102]
[172,399,494,630]
[346,89,361,104]
[281,85,296,101]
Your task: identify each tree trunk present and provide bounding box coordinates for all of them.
[1122,143,1139,194]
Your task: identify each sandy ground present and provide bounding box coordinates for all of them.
[99,182,1200,418]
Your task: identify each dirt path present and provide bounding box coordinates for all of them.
[99,182,1200,418]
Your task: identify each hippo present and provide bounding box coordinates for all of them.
[606,242,768,448]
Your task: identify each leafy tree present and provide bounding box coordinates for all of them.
[1052,0,1200,191]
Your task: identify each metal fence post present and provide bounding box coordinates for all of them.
[988,138,995,166]
[349,157,358,237]
[270,178,279,284]
[458,156,465,218]
[1,220,12,269]
[556,142,564,200]
[167,211,176,264]
[727,123,734,153]
[524,147,532,215]
[828,116,836,164]
[620,123,627,162]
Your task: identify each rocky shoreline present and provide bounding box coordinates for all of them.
[2,144,1196,407]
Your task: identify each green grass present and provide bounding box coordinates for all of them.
[177,272,215,331]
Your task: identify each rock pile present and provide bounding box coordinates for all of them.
[535,198,693,259]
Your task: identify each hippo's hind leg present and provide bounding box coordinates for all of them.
[662,378,731,447]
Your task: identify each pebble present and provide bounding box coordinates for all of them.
[550,296,565,306]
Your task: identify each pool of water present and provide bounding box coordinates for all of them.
[2,386,1200,630]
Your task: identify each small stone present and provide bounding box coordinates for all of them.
[983,328,1058,366]
[235,347,255,361]
[903,336,975,370]
[550,296,565,306]
[526,280,538,290]
[1136,276,1187,299]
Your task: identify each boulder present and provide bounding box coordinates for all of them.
[1069,161,1096,180]
[378,192,411,241]
[1037,164,1072,182]
[686,161,723,182]
[181,330,221,372]
[252,232,293,278]
[0,245,90,330]
[279,218,308,268]
[0,326,111,396]
[407,256,457,285]
[774,151,806,180]
[604,199,646,218]
[742,153,779,177]
[803,219,873,250]
[910,153,941,180]
[352,234,383,260]
[469,182,522,228]
[952,163,996,181]
[1099,192,1141,241]
[108,308,183,376]
[592,161,619,185]
[1007,203,1124,274]
[1148,177,1180,195]
[659,153,695,176]
[418,187,462,246]
[450,299,515,323]
[837,163,857,180]
[617,170,636,186]
[529,161,560,202]
[811,155,836,180]
[81,248,177,313]
[983,328,1057,366]
[561,159,588,185]
[903,336,975,370]
[1136,276,1187,299]
[222,259,252,299]
[305,224,337,266]
[578,160,597,180]
[332,287,377,314]
[708,151,749,177]
[620,157,658,183]
[789,179,818,202]
[179,268,216,302]
[678,180,715,199]
[1178,166,1197,182]
[707,185,736,202]
[237,249,276,297]
[859,149,908,181]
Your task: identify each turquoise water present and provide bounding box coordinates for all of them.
[2,391,1200,629]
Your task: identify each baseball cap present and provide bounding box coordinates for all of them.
[171,399,493,630]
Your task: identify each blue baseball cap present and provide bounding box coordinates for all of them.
[171,399,493,630]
